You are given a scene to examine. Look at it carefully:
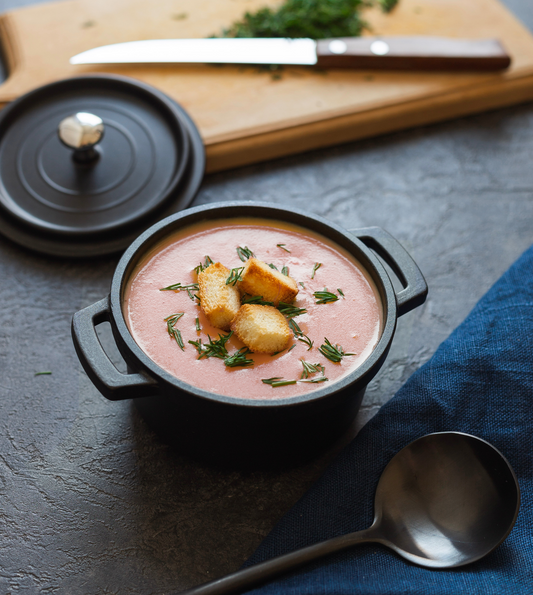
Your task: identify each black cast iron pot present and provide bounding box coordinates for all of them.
[72,202,427,467]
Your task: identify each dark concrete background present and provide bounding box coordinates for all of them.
[0,1,532,593]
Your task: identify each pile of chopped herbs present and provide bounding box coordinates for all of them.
[218,0,398,40]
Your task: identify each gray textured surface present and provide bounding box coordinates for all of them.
[1,1,533,593]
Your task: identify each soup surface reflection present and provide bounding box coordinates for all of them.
[123,218,382,399]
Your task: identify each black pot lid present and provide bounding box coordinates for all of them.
[0,75,204,257]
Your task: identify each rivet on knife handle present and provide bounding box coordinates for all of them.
[316,36,511,71]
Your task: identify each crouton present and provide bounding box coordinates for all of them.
[238,258,298,306]
[198,263,241,331]
[231,304,292,354]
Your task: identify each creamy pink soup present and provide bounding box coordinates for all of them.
[123,218,382,400]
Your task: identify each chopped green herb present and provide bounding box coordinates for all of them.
[300,359,325,379]
[281,265,289,276]
[226,266,245,286]
[262,378,298,387]
[289,318,303,337]
[297,334,314,350]
[300,377,329,384]
[218,0,397,41]
[299,281,305,289]
[287,344,296,352]
[237,246,255,262]
[242,295,275,306]
[160,282,199,301]
[314,288,340,304]
[268,263,279,271]
[277,244,291,253]
[278,302,307,319]
[195,317,201,332]
[35,371,52,376]
[311,262,322,279]
[224,347,254,367]
[165,313,185,350]
[189,332,233,359]
[193,255,214,274]
[337,288,345,297]
[319,337,355,363]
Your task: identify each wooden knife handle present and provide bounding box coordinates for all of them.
[316,37,511,71]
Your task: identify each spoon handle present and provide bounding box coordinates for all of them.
[178,528,376,595]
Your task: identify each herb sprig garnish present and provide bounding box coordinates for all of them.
[193,256,214,274]
[189,332,233,359]
[262,377,297,387]
[237,246,255,262]
[277,244,290,253]
[160,282,199,301]
[268,263,278,271]
[311,262,322,279]
[242,295,275,306]
[319,338,355,363]
[289,318,303,337]
[281,265,289,276]
[195,317,201,332]
[165,313,185,350]
[298,334,314,350]
[224,347,254,367]
[278,302,307,319]
[226,266,245,286]
[314,288,341,304]
[300,360,325,379]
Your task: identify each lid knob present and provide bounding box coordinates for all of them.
[58,112,104,163]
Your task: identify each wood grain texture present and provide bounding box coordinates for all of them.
[0,0,532,172]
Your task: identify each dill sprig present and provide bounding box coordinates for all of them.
[314,288,341,304]
[277,244,291,253]
[319,337,355,363]
[237,246,255,262]
[262,377,298,387]
[278,302,307,319]
[297,334,314,350]
[188,332,233,360]
[160,282,199,301]
[289,318,303,337]
[281,265,289,276]
[226,266,245,286]
[300,359,325,379]
[224,347,254,367]
[165,313,185,351]
[193,255,214,274]
[261,374,329,387]
[268,263,279,271]
[338,288,345,298]
[195,317,201,332]
[242,295,275,306]
[311,262,322,279]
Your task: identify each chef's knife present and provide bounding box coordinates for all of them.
[70,36,511,71]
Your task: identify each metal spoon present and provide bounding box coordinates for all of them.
[180,432,520,595]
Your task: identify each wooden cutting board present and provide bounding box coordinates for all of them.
[0,0,532,172]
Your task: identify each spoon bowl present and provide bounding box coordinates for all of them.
[181,432,520,595]
[371,432,520,568]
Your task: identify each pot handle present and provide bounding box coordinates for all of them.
[71,297,159,401]
[349,227,428,316]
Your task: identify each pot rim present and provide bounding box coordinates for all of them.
[109,201,398,408]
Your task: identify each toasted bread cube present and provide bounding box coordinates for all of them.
[231,304,292,354]
[238,258,298,306]
[198,262,241,331]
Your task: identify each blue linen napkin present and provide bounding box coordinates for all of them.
[245,244,533,594]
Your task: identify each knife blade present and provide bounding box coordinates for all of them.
[70,36,511,71]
